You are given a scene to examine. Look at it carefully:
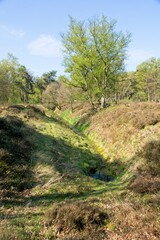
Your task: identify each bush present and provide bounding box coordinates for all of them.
[45,201,108,238]
[129,174,160,194]
[139,140,160,176]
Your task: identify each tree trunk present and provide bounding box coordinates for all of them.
[100,96,106,108]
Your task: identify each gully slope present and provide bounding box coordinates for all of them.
[57,102,160,240]
[0,105,114,239]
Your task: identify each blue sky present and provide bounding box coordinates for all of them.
[0,0,160,77]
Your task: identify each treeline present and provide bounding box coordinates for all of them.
[0,53,76,109]
[0,16,160,109]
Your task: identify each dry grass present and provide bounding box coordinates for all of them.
[0,116,34,192]
[139,140,160,175]
[129,174,160,193]
[129,140,160,194]
[83,102,160,160]
[45,201,108,239]
[58,101,160,240]
[1,102,160,240]
[88,102,160,136]
[106,200,160,240]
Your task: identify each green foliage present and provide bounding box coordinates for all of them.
[41,70,57,85]
[42,81,60,109]
[0,54,19,103]
[35,70,57,102]
[0,103,160,240]
[62,15,131,106]
[135,58,160,101]
[0,54,58,105]
[16,65,34,103]
[59,109,80,125]
[0,54,35,104]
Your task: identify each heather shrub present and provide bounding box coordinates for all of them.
[45,201,108,238]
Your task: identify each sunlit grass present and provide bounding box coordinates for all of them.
[1,103,160,239]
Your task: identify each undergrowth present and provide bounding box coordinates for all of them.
[0,116,34,192]
[57,101,160,239]
[0,103,160,239]
[44,201,108,239]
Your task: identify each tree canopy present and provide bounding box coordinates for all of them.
[62,15,131,107]
[135,58,160,101]
[0,16,160,108]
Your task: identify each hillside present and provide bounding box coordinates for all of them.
[57,102,160,239]
[0,103,160,239]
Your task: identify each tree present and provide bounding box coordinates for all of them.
[57,75,83,111]
[42,81,60,109]
[35,70,57,102]
[42,70,57,85]
[16,65,34,103]
[135,58,160,101]
[0,54,19,103]
[116,71,136,101]
[62,15,131,107]
[0,54,59,104]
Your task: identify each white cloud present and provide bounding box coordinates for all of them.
[28,34,62,58]
[126,49,154,71]
[0,24,26,38]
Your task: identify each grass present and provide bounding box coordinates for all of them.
[0,103,160,239]
[0,116,35,191]
[45,201,108,239]
[57,101,160,239]
[0,105,111,239]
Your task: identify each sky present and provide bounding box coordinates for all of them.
[0,0,160,77]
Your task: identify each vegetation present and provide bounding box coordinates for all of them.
[58,101,160,239]
[61,16,131,107]
[0,115,34,191]
[45,201,108,239]
[0,14,160,240]
[0,105,110,239]
[0,102,159,239]
[0,54,34,104]
[0,17,160,109]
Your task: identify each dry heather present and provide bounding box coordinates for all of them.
[90,102,160,129]
[106,200,160,240]
[0,103,160,240]
[85,102,160,159]
[84,102,160,189]
[58,102,160,239]
[7,104,46,119]
[129,139,160,194]
[45,201,108,239]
